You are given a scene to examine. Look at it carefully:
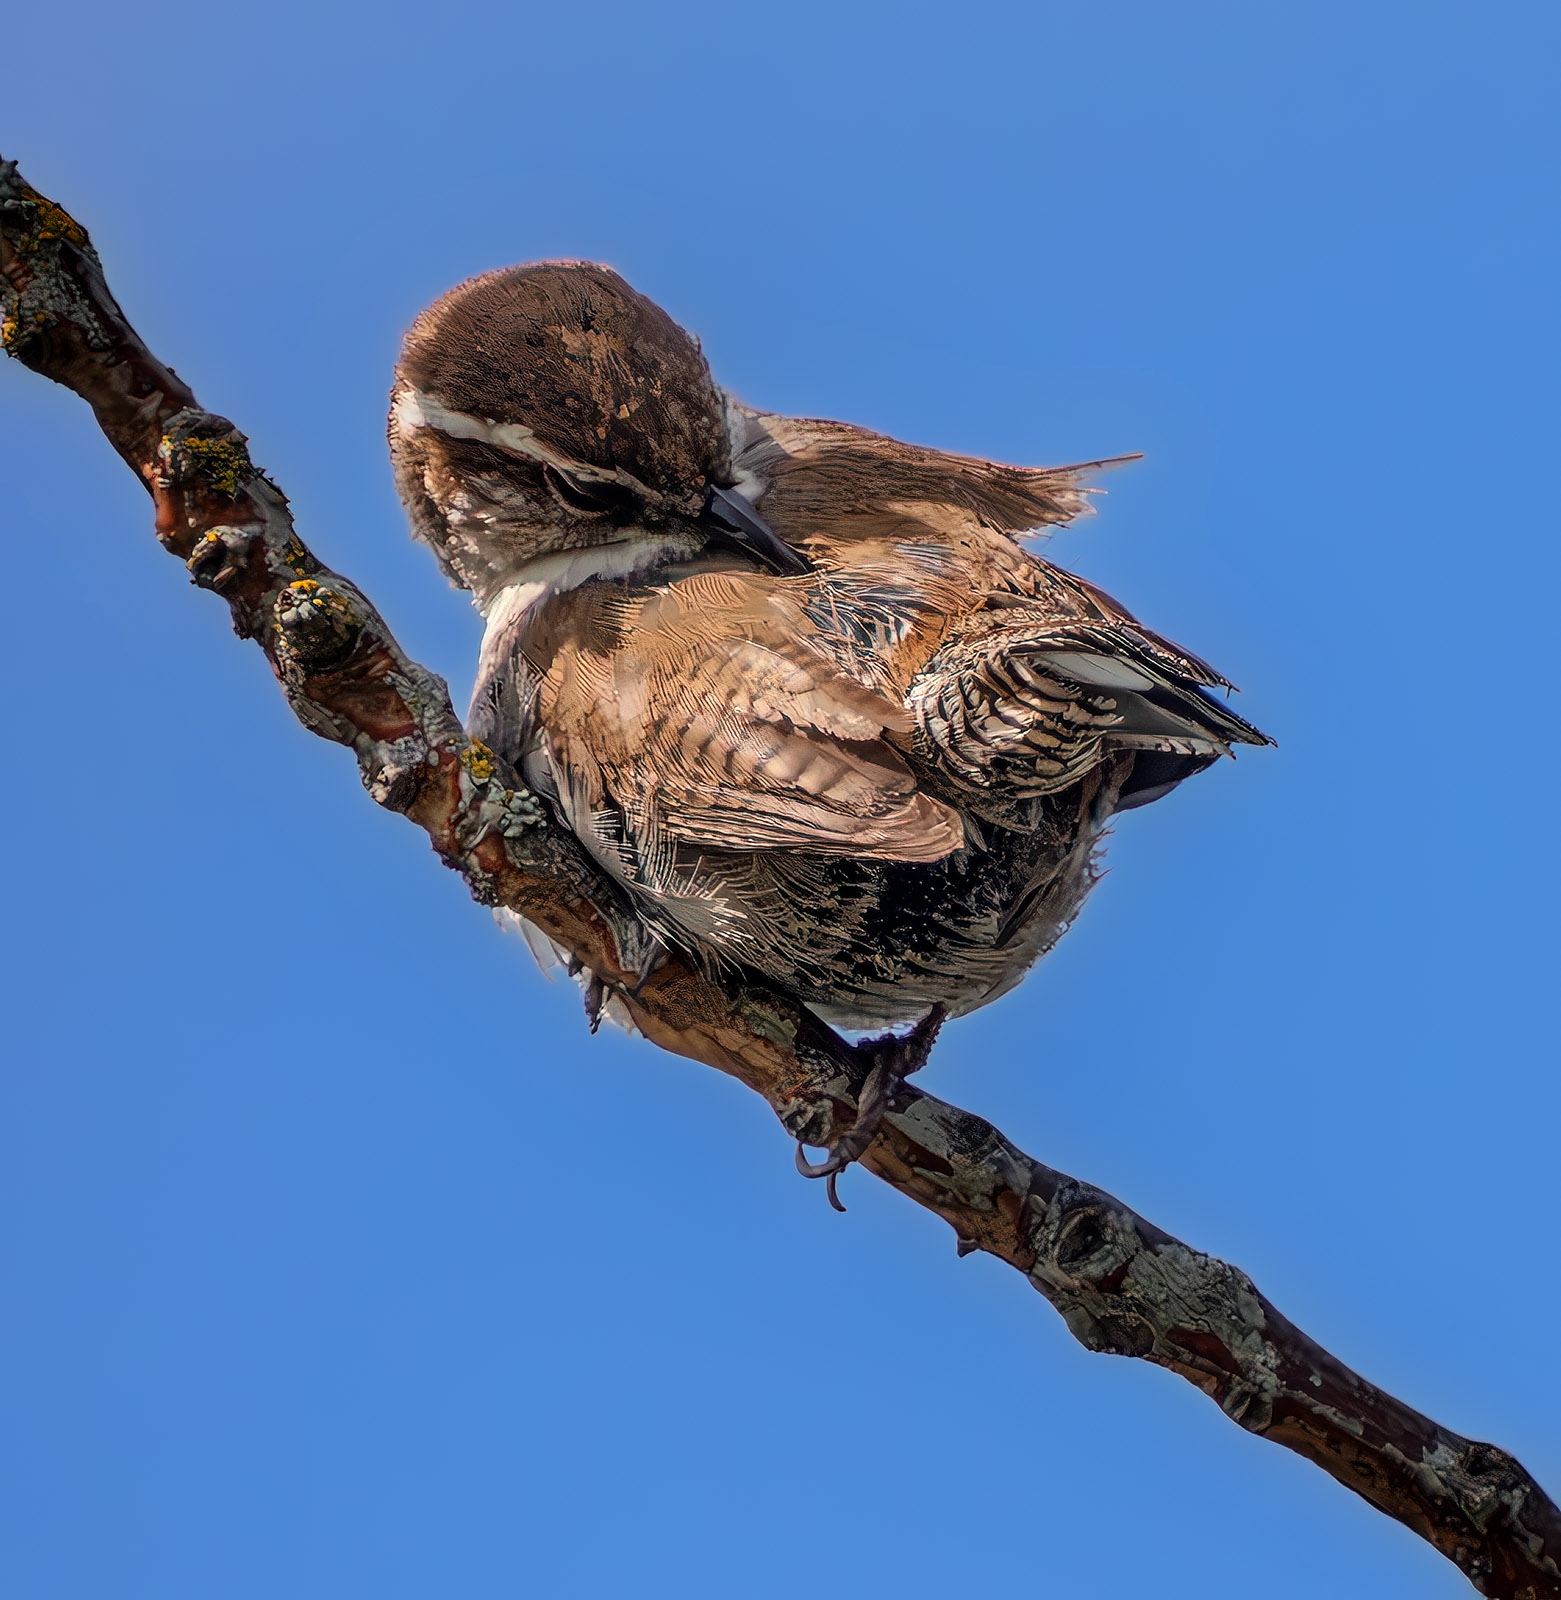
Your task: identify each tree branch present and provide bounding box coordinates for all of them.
[4,157,1555,1600]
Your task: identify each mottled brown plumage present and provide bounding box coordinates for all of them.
[390,262,1270,1029]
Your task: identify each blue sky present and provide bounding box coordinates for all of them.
[2,2,1557,1596]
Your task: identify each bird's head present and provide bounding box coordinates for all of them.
[390,262,806,603]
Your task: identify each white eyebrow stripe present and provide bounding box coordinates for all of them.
[394,385,663,503]
[396,385,573,469]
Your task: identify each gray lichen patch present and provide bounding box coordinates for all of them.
[1405,1439,1542,1534]
[359,732,432,809]
[737,997,800,1049]
[1025,1185,1283,1418]
[384,662,466,754]
[883,1096,1030,1214]
[456,741,546,868]
[1127,1243,1279,1405]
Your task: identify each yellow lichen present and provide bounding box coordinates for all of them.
[460,740,496,783]
[31,195,89,250]
[164,433,252,498]
[186,530,224,571]
[280,578,357,624]
[8,183,90,255]
[282,537,310,574]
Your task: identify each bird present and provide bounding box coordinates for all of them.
[389,262,1270,1186]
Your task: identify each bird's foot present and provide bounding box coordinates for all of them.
[577,942,664,1034]
[795,1005,947,1212]
[583,971,607,1033]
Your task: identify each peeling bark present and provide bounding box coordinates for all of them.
[3,158,1556,1600]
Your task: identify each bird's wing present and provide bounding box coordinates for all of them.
[728,404,1135,547]
[905,595,1272,824]
[725,405,1269,818]
[537,574,966,876]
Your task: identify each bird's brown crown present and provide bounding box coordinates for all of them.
[396,261,730,515]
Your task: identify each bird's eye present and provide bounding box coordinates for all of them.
[543,465,638,518]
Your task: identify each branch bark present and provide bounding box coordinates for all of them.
[3,157,1555,1600]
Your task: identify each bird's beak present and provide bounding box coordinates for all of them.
[703,484,813,576]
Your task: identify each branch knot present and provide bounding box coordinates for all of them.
[157,410,256,501]
[186,524,259,593]
[273,579,364,675]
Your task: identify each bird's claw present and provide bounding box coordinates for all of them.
[795,1005,947,1212]
[583,973,606,1033]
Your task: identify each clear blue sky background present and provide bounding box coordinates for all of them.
[2,3,1556,1596]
